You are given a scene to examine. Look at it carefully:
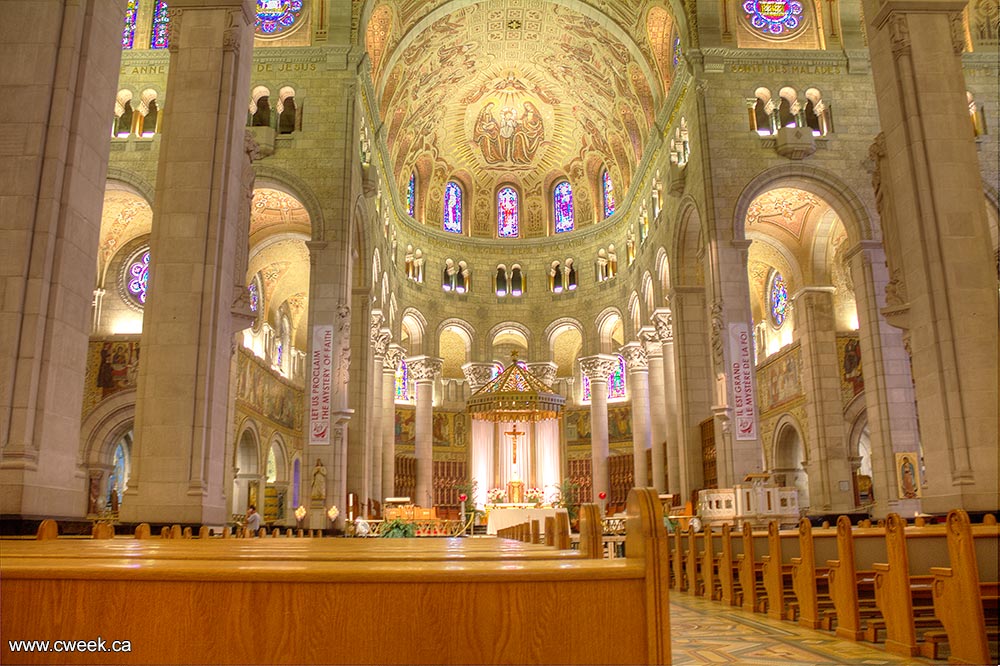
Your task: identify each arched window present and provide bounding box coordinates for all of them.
[292,458,301,507]
[277,87,296,134]
[150,0,170,49]
[406,172,416,218]
[394,358,409,401]
[497,186,519,238]
[444,181,463,233]
[553,180,574,233]
[495,265,508,296]
[248,281,259,314]
[769,271,789,327]
[124,247,150,307]
[602,170,616,219]
[266,447,277,483]
[108,437,130,510]
[743,0,804,36]
[137,90,158,137]
[122,0,139,49]
[752,88,774,135]
[114,91,134,138]
[510,264,524,296]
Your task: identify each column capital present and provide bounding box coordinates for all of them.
[407,356,443,382]
[526,361,558,387]
[579,354,618,381]
[638,326,662,358]
[371,327,391,360]
[650,307,673,343]
[369,309,385,338]
[619,342,649,371]
[384,344,406,371]
[843,239,885,263]
[461,362,495,391]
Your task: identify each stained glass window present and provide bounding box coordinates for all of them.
[602,169,616,219]
[395,358,409,401]
[291,458,300,506]
[497,186,519,238]
[256,0,304,35]
[582,375,591,402]
[553,181,574,233]
[275,341,283,366]
[743,1,804,36]
[406,172,415,217]
[122,0,139,49]
[150,0,170,49]
[672,34,681,67]
[126,249,150,306]
[444,181,462,233]
[770,272,789,327]
[248,281,259,313]
[608,355,626,399]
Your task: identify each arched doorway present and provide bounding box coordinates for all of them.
[234,427,260,513]
[773,422,809,510]
[106,430,132,514]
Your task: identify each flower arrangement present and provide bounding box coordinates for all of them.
[525,487,544,505]
[487,487,507,504]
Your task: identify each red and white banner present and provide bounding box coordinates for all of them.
[729,323,757,441]
[309,325,334,444]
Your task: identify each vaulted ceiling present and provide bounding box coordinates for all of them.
[362,0,681,233]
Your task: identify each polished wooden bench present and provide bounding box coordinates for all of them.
[718,523,743,607]
[826,516,887,641]
[1,488,672,665]
[760,520,799,621]
[737,523,769,613]
[789,519,837,629]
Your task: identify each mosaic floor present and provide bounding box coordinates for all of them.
[670,594,940,666]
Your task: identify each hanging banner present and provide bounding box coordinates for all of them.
[729,322,758,440]
[309,325,334,444]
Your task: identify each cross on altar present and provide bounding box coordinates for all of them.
[505,425,524,464]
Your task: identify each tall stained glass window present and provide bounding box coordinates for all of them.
[497,186,519,238]
[672,34,682,67]
[770,271,789,327]
[443,181,462,234]
[406,172,415,217]
[602,169,616,219]
[248,281,259,313]
[743,1,804,36]
[126,249,150,306]
[122,0,139,49]
[553,180,574,233]
[608,355,626,399]
[256,0,304,35]
[395,358,409,401]
[150,0,170,49]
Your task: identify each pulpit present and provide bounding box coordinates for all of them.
[506,480,524,504]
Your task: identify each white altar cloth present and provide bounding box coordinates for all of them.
[486,507,568,536]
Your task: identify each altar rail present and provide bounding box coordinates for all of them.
[0,488,671,665]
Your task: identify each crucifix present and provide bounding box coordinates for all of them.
[505,424,524,464]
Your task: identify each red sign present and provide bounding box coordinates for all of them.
[309,326,333,444]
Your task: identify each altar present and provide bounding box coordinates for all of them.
[485,506,568,536]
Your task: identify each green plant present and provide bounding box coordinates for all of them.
[380,518,416,538]
[454,479,485,520]
[552,478,581,523]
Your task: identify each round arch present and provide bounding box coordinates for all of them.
[771,414,809,509]
[252,167,326,238]
[487,321,533,358]
[80,389,136,468]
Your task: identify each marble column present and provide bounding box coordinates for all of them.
[122,0,256,525]
[382,344,405,500]
[863,0,997,511]
[620,342,651,488]
[580,355,619,503]
[640,327,667,492]
[408,356,442,507]
[651,307,684,497]
[793,288,856,513]
[0,0,126,518]
[846,242,920,517]
[368,319,391,508]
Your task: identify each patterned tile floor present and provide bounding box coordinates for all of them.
[670,594,940,665]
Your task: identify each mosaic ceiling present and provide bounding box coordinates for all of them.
[99,188,153,278]
[364,0,679,231]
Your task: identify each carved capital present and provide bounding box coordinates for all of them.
[526,362,558,387]
[462,362,496,391]
[887,14,911,57]
[371,328,391,360]
[384,344,406,371]
[619,342,648,371]
[407,356,443,382]
[948,11,965,54]
[579,354,618,381]
[369,309,385,341]
[638,326,662,358]
[650,307,674,343]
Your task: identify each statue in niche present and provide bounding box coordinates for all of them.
[310,459,327,502]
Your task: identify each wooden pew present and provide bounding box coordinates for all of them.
[760,520,798,620]
[0,489,671,665]
[929,509,999,665]
[701,527,723,601]
[790,519,837,629]
[685,527,702,596]
[826,516,886,640]
[671,527,686,591]
[718,523,743,607]
[873,513,948,657]
[737,523,768,613]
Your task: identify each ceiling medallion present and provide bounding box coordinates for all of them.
[743,1,804,36]
[256,0,303,36]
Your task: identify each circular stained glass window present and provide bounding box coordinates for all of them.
[770,271,789,327]
[256,0,304,36]
[742,1,804,37]
[121,247,150,309]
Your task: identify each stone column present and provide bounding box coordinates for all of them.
[580,355,618,503]
[651,307,684,497]
[640,327,667,492]
[793,288,856,514]
[408,356,442,507]
[121,0,256,525]
[368,319,391,508]
[620,342,651,488]
[382,344,405,500]
[863,0,997,511]
[846,242,921,517]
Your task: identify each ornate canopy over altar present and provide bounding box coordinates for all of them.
[466,358,565,422]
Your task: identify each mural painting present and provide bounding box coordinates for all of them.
[235,348,302,431]
[395,407,416,449]
[837,335,864,404]
[564,406,632,450]
[756,344,803,414]
[82,339,141,417]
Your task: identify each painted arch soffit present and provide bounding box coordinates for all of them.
[371,0,674,202]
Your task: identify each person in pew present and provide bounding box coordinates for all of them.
[246,505,262,535]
